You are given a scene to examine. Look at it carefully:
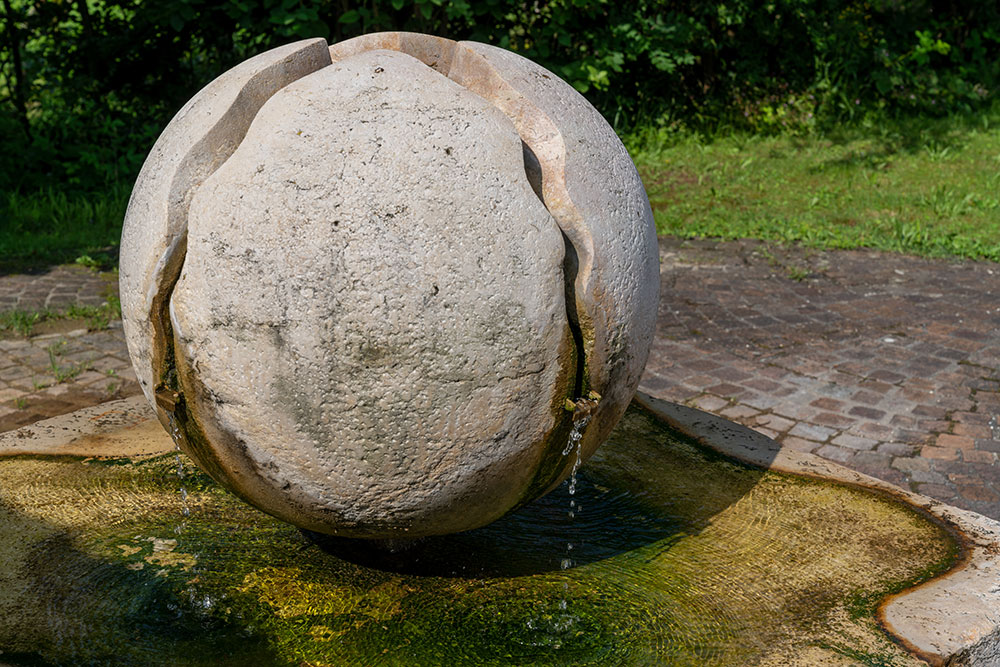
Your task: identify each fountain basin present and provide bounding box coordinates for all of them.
[0,395,997,665]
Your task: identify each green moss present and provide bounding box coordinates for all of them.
[846,543,962,621]
[816,642,909,667]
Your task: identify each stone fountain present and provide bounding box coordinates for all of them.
[118,32,658,539]
[0,33,998,666]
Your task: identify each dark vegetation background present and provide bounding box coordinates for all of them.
[1,0,998,266]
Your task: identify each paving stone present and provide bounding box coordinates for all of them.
[810,397,846,411]
[779,436,817,452]
[868,369,905,383]
[911,469,949,484]
[915,483,957,499]
[705,382,747,397]
[814,444,854,464]
[959,485,999,503]
[812,412,856,429]
[692,395,730,412]
[739,393,783,411]
[754,414,795,432]
[877,442,918,457]
[977,439,1000,454]
[0,366,31,382]
[787,422,836,442]
[638,376,672,393]
[831,433,878,451]
[889,414,921,429]
[848,406,886,420]
[912,404,948,419]
[892,457,930,473]
[709,367,753,382]
[920,446,960,461]
[770,403,818,421]
[919,419,951,433]
[0,388,25,403]
[850,422,895,440]
[719,404,759,420]
[954,411,994,425]
[948,472,985,486]
[953,422,993,439]
[681,358,721,372]
[851,452,892,468]
[850,390,884,405]
[936,433,976,450]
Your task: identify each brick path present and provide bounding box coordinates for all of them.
[0,266,140,431]
[639,237,1000,520]
[0,264,116,311]
[2,243,999,521]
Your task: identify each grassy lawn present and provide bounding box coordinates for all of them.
[634,106,1000,262]
[2,108,999,273]
[0,185,128,272]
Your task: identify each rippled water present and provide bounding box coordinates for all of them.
[0,404,956,666]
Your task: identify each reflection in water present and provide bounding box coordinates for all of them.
[0,404,957,666]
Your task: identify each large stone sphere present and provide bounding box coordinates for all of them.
[120,32,659,539]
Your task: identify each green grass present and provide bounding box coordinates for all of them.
[0,310,42,336]
[45,339,92,383]
[632,106,1000,262]
[0,185,128,271]
[0,293,121,338]
[3,108,1000,271]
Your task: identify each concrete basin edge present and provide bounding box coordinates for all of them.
[635,391,1000,667]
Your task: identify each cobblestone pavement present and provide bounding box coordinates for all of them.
[0,264,117,311]
[639,237,1000,521]
[3,244,999,521]
[0,266,140,431]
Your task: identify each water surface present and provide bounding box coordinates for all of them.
[0,404,956,665]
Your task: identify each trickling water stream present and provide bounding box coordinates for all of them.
[560,414,591,591]
[524,409,593,649]
[167,414,191,533]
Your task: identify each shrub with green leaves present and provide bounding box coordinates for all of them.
[2,1,999,194]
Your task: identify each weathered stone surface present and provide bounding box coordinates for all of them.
[448,39,660,477]
[119,38,332,411]
[120,34,658,538]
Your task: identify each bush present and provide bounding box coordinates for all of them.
[1,0,998,194]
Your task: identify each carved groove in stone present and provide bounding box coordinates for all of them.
[120,38,332,438]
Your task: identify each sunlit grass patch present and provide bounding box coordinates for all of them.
[633,107,1000,262]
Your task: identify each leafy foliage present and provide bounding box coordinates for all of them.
[2,1,999,195]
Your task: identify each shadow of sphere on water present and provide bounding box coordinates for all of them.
[303,402,777,578]
[303,473,682,578]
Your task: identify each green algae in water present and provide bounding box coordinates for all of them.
[0,404,957,666]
